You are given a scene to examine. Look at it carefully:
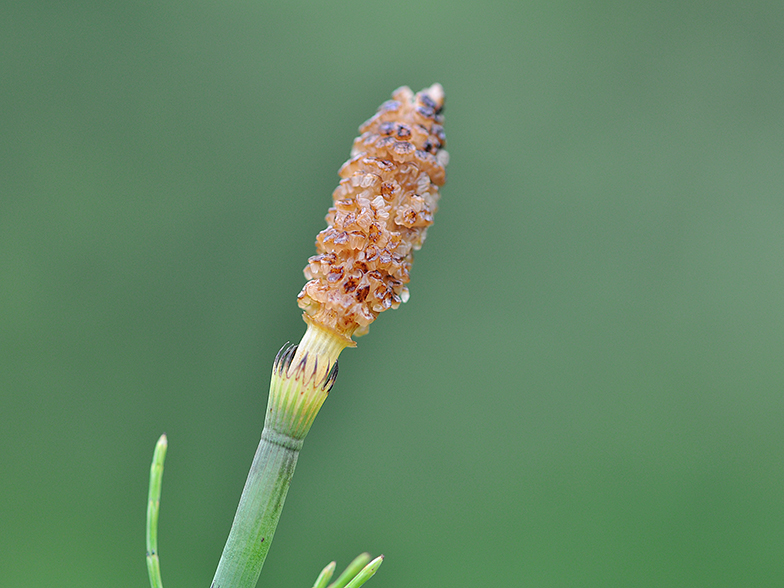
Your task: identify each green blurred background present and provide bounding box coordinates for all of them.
[2,1,783,586]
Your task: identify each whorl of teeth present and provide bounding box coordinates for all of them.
[298,84,448,337]
[273,343,339,393]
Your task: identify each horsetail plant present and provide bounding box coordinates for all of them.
[145,84,448,588]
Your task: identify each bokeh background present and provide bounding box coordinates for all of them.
[2,1,783,586]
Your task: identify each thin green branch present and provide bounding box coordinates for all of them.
[146,434,168,588]
[311,554,384,588]
[326,553,371,588]
[317,554,383,588]
[312,561,336,588]
[343,555,383,588]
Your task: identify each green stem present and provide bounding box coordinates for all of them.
[146,323,383,588]
[210,428,302,588]
[211,322,349,588]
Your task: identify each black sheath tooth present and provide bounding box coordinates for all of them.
[323,360,339,392]
[275,342,298,375]
[288,352,309,380]
[309,356,319,387]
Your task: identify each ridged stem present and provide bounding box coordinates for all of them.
[210,430,301,588]
[210,317,352,588]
